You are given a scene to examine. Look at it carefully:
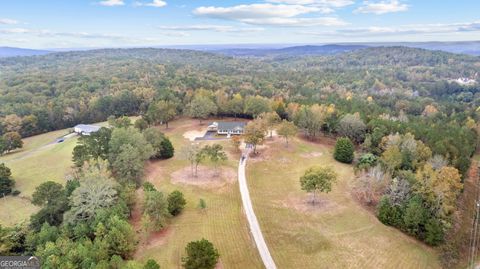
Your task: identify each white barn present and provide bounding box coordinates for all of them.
[73,124,101,136]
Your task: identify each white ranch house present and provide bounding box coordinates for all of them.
[208,121,246,135]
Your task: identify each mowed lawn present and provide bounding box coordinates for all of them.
[247,135,441,269]
[0,121,115,226]
[0,128,77,226]
[135,118,263,269]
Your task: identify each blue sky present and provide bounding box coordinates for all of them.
[1,0,480,48]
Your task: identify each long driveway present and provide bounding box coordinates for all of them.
[238,149,277,269]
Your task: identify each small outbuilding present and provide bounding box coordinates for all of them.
[73,124,101,136]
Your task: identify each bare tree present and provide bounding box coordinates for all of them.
[354,165,391,205]
[179,143,205,177]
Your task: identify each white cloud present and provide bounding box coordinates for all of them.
[354,0,408,14]
[0,28,31,34]
[193,3,347,26]
[156,31,190,37]
[299,21,480,36]
[157,24,264,33]
[0,26,186,44]
[266,0,354,8]
[194,4,326,20]
[241,17,347,26]
[134,0,167,8]
[0,18,18,25]
[98,0,125,7]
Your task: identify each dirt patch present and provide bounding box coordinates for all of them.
[300,151,323,158]
[183,130,206,141]
[279,195,341,214]
[171,165,236,190]
[248,152,270,163]
[135,227,174,257]
[277,157,291,164]
[215,260,224,269]
[298,134,337,147]
[130,188,175,257]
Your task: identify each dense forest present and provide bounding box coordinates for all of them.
[1,47,479,170]
[1,46,480,267]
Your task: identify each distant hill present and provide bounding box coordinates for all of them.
[214,44,368,57]
[0,47,51,57]
[202,42,480,57]
[357,41,480,56]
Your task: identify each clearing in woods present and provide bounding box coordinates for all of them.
[0,128,77,226]
[246,134,442,269]
[0,117,444,268]
[133,118,263,269]
[0,121,110,226]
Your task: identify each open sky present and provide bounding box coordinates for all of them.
[1,0,480,48]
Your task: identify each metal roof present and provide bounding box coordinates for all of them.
[217,121,246,131]
[74,124,101,133]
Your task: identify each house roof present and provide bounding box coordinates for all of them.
[74,124,101,133]
[217,121,246,131]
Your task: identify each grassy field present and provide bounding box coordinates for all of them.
[134,118,263,269]
[0,128,77,226]
[0,117,443,268]
[246,135,442,269]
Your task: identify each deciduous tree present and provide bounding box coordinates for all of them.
[143,189,170,231]
[259,112,280,138]
[277,120,297,146]
[187,96,217,124]
[64,162,118,224]
[244,96,271,118]
[2,132,23,153]
[227,94,244,119]
[203,144,227,175]
[179,143,205,177]
[244,119,266,154]
[300,166,337,204]
[336,113,366,144]
[147,100,177,128]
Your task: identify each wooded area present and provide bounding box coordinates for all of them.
[0,47,479,268]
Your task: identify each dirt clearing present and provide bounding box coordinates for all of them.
[183,130,206,141]
[171,165,236,190]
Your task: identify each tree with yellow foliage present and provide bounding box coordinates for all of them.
[414,164,463,219]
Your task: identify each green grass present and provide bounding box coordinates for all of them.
[0,120,118,226]
[0,117,440,268]
[135,118,263,269]
[246,136,441,269]
[0,130,77,226]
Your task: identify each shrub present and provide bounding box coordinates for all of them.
[143,182,156,192]
[377,196,403,226]
[167,190,186,216]
[160,138,174,159]
[182,239,219,269]
[0,163,14,196]
[144,259,160,269]
[198,199,206,210]
[357,153,377,170]
[403,195,428,237]
[334,137,354,163]
[11,190,20,196]
[134,118,149,131]
[425,218,444,246]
